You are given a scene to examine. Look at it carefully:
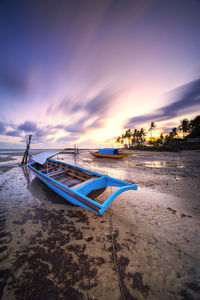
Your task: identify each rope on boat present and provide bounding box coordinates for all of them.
[109,203,125,300]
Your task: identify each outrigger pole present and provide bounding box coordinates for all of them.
[21,135,32,165]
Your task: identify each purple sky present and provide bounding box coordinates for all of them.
[0,0,200,148]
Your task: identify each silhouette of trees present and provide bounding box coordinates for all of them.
[115,115,200,148]
[179,119,189,138]
[125,129,132,148]
[189,116,200,132]
[148,122,156,140]
[139,128,146,142]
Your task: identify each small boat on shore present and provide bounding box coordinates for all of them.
[27,152,137,214]
[89,148,132,159]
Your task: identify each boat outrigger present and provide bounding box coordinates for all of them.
[27,151,137,214]
[89,148,132,159]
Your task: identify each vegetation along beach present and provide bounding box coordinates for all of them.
[1,0,200,299]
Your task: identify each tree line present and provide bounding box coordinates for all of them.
[116,115,200,148]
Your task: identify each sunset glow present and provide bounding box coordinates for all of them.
[0,0,200,148]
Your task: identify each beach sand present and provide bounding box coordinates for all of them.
[0,150,200,299]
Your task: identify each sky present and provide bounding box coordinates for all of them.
[0,0,200,149]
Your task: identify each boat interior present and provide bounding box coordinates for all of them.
[32,160,100,190]
[29,157,137,213]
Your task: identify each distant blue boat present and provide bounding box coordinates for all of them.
[27,152,137,214]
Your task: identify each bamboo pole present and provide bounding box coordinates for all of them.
[21,135,32,165]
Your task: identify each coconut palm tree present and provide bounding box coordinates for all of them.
[169,131,174,140]
[159,133,164,144]
[160,133,164,140]
[189,116,200,139]
[148,122,156,140]
[179,119,189,138]
[116,136,121,146]
[190,115,200,131]
[132,129,139,145]
[139,128,146,143]
[137,130,141,142]
[121,133,125,146]
[172,127,177,137]
[125,129,132,148]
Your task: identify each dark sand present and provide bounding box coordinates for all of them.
[0,150,200,299]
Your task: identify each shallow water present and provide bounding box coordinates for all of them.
[0,150,200,299]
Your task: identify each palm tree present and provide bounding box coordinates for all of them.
[116,136,121,146]
[139,128,146,143]
[164,134,170,142]
[172,127,177,137]
[179,119,189,138]
[131,129,136,145]
[169,131,174,140]
[125,129,132,148]
[136,130,140,142]
[190,115,200,130]
[159,133,164,144]
[148,122,156,140]
[121,133,125,145]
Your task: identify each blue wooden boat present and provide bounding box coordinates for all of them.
[27,152,137,214]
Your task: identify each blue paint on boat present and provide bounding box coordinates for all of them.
[98,148,119,154]
[27,157,137,214]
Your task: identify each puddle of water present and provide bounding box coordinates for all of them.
[144,161,167,168]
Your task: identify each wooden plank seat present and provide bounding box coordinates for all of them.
[48,161,94,180]
[58,175,73,183]
[62,178,81,187]
[48,169,66,177]
[71,177,97,189]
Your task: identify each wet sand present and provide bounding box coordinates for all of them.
[0,149,200,299]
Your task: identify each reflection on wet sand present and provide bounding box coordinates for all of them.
[28,177,72,206]
[21,165,30,186]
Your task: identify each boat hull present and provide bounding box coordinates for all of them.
[27,158,137,214]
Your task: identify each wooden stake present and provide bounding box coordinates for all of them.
[21,135,32,165]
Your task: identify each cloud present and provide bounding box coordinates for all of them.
[0,69,29,94]
[65,117,86,133]
[29,125,59,143]
[47,88,118,116]
[86,117,104,131]
[82,89,119,131]
[57,135,77,143]
[35,128,50,138]
[17,122,58,143]
[57,98,78,114]
[0,118,80,146]
[5,130,21,137]
[54,124,65,129]
[0,142,23,149]
[0,122,6,134]
[125,78,200,128]
[70,103,83,113]
[46,97,81,116]
[49,89,119,135]
[85,90,113,116]
[44,89,118,139]
[18,121,38,132]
